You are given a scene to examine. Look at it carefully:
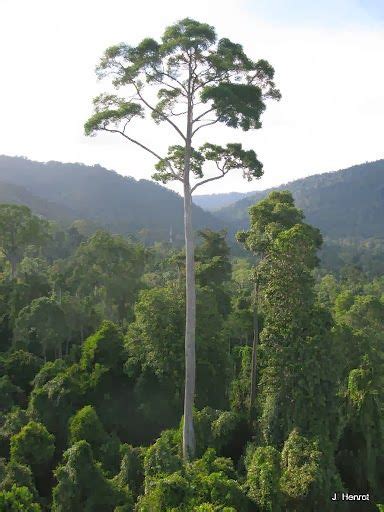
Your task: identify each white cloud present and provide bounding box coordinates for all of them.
[0,0,383,194]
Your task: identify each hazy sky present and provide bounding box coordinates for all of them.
[1,0,383,194]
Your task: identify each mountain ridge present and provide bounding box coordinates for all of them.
[0,155,223,242]
[213,159,384,239]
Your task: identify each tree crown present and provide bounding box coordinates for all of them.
[85,18,280,190]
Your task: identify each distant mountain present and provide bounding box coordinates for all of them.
[0,156,223,243]
[214,160,384,240]
[0,180,79,224]
[1,156,383,249]
[193,191,257,211]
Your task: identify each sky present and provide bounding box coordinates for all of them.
[0,0,383,195]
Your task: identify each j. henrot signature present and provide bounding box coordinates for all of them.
[332,493,370,501]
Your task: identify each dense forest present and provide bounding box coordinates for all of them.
[0,190,383,510]
[1,156,384,277]
[1,13,383,512]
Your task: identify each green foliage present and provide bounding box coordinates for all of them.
[137,472,189,512]
[237,190,305,255]
[0,485,41,512]
[143,429,182,486]
[10,421,54,476]
[0,149,383,509]
[139,448,249,511]
[31,359,67,389]
[229,346,252,413]
[115,444,145,498]
[28,364,85,448]
[14,297,67,359]
[246,445,282,511]
[192,407,249,462]
[0,408,29,458]
[0,459,38,497]
[0,204,49,278]
[280,430,322,499]
[0,377,23,414]
[2,351,42,392]
[67,231,145,323]
[81,321,125,372]
[68,405,106,447]
[347,368,370,407]
[52,440,133,512]
[126,284,230,414]
[86,16,280,194]
[126,286,184,383]
[68,405,122,475]
[84,96,144,136]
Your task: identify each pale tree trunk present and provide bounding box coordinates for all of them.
[182,73,196,459]
[182,166,196,460]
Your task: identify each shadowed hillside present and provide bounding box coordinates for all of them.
[0,156,223,243]
[214,160,384,239]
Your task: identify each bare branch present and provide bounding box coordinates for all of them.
[158,64,189,94]
[192,107,215,124]
[169,109,188,116]
[110,65,187,141]
[192,118,220,136]
[101,127,182,181]
[191,168,229,193]
[134,86,186,141]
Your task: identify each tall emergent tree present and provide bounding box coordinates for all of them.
[84,18,280,459]
[237,191,305,412]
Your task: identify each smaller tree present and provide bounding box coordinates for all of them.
[52,440,133,512]
[14,297,67,359]
[10,421,55,479]
[67,231,145,323]
[3,350,42,392]
[246,445,282,512]
[81,321,125,372]
[0,485,41,512]
[0,204,49,279]
[68,405,106,448]
[237,191,308,412]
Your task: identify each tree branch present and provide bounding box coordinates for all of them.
[192,119,220,136]
[134,86,186,141]
[101,127,182,181]
[191,168,229,193]
[192,107,215,124]
[158,65,189,94]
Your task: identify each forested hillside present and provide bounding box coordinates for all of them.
[2,157,384,246]
[215,160,384,238]
[0,195,383,510]
[0,156,222,243]
[0,181,78,225]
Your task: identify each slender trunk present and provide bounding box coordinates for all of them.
[182,65,196,459]
[250,281,259,414]
[182,176,196,460]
